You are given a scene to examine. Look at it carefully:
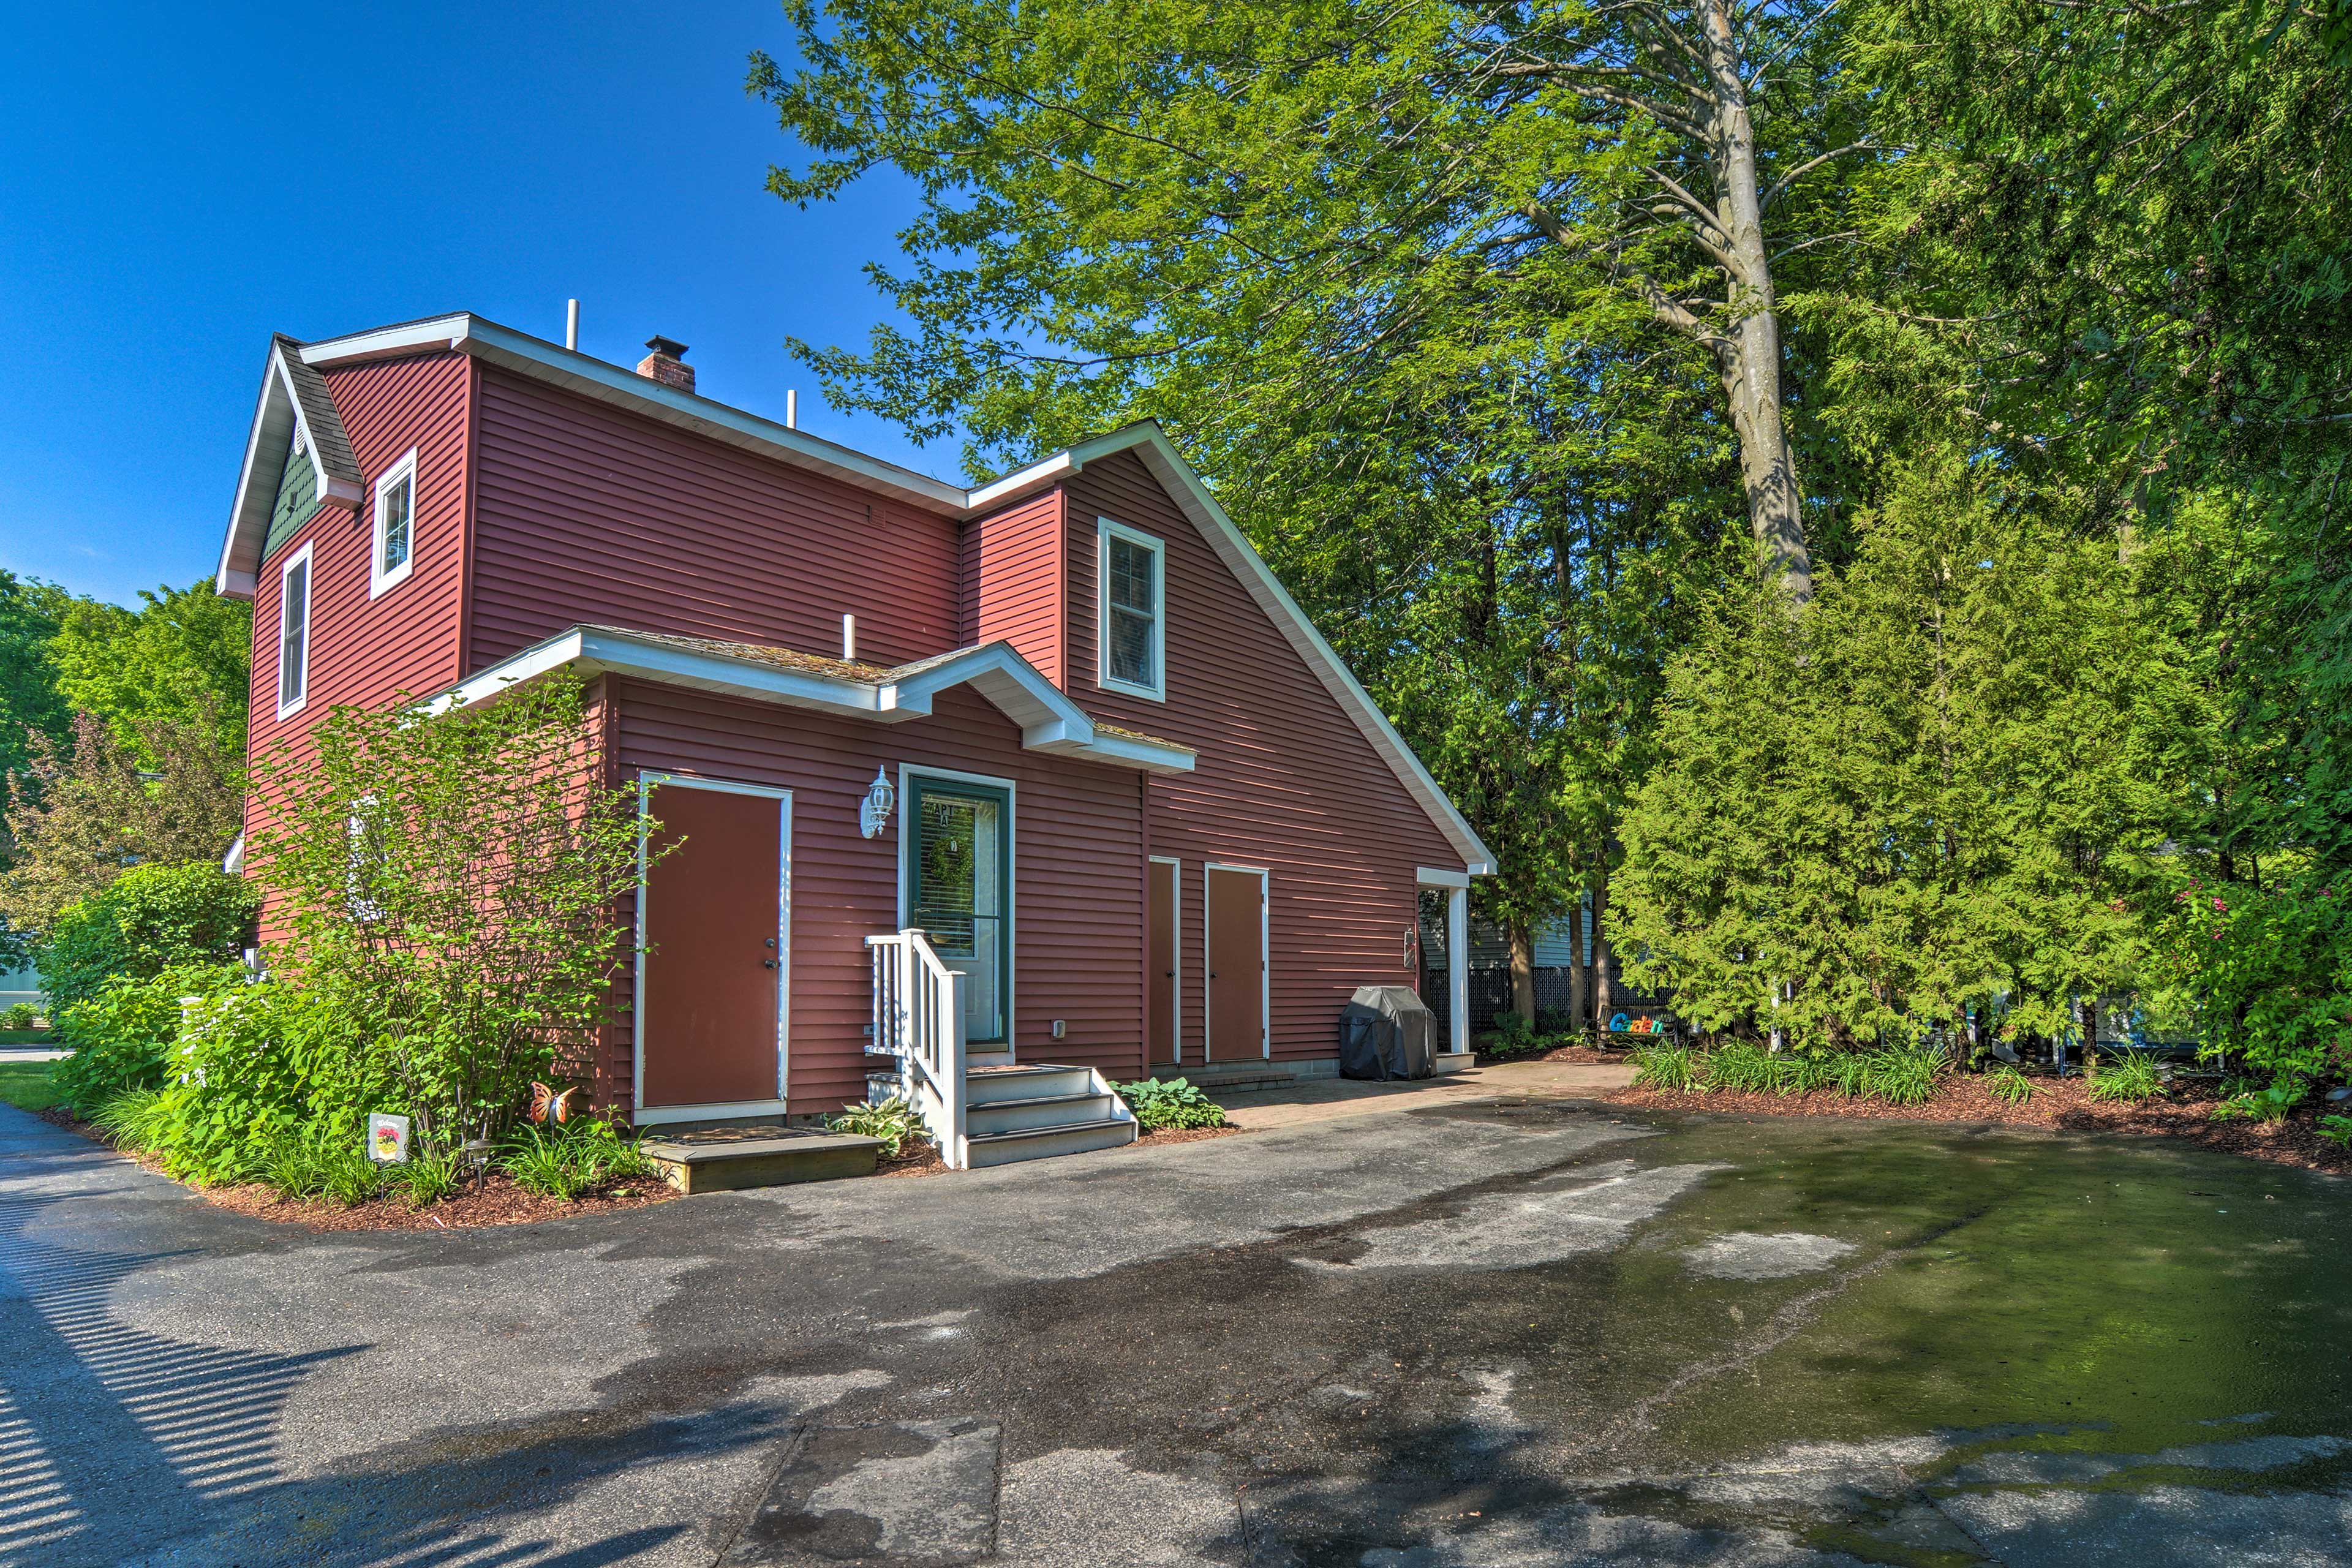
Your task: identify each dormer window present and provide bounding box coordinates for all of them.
[1098,517,1165,701]
[371,448,417,598]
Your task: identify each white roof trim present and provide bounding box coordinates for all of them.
[433,627,1196,775]
[1415,865,1472,889]
[216,341,361,598]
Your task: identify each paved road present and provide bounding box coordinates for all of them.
[2,1095,2348,1567]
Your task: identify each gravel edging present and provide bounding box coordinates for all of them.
[1607,1076,2352,1175]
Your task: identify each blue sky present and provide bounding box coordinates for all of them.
[0,0,945,607]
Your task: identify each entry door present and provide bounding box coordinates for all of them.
[906,775,1011,1046]
[1205,864,1267,1061]
[1148,858,1179,1065]
[638,776,790,1113]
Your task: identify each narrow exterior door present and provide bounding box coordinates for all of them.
[639,778,787,1110]
[1205,865,1267,1061]
[1147,858,1178,1065]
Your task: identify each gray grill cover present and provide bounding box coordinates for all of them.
[1339,986,1436,1080]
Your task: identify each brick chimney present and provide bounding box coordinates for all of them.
[635,336,694,394]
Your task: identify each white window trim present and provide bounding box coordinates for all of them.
[1096,515,1166,703]
[275,541,313,720]
[369,447,418,599]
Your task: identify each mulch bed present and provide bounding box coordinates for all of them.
[1607,1075,2352,1175]
[39,1107,678,1230]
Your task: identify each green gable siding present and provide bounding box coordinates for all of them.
[263,437,320,561]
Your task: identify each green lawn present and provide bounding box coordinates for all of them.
[0,1030,59,1045]
[0,1060,61,1113]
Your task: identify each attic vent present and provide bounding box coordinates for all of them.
[636,336,694,394]
[291,421,307,457]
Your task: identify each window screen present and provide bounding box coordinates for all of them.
[1107,533,1158,688]
[380,473,412,575]
[279,554,309,710]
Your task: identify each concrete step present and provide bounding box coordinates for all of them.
[641,1129,883,1194]
[963,1116,1137,1169]
[963,1063,1094,1104]
[965,1090,1123,1137]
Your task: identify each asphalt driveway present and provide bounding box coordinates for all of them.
[2,1094,2347,1567]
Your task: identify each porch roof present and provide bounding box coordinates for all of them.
[432,624,1198,775]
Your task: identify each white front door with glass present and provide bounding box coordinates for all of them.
[905,772,1012,1049]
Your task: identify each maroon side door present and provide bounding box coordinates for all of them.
[639,778,786,1109]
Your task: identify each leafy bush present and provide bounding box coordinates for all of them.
[2319,1115,2352,1150]
[1482,1013,1550,1061]
[51,961,248,1112]
[500,1118,652,1199]
[2211,1078,2307,1124]
[89,1087,170,1151]
[1988,1065,2034,1105]
[1858,1047,1941,1106]
[2150,872,2351,1085]
[2,1002,36,1030]
[1115,1077,1227,1131]
[37,862,257,1016]
[1702,1041,1774,1093]
[2086,1050,2166,1104]
[1629,1043,1696,1093]
[390,1148,462,1208]
[828,1095,925,1156]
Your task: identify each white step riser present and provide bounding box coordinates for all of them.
[963,1067,1094,1105]
[964,1119,1137,1169]
[966,1095,1123,1137]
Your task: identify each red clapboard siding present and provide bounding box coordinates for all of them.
[467,367,962,671]
[606,679,1145,1114]
[1064,450,1459,1063]
[958,488,1065,683]
[244,352,473,944]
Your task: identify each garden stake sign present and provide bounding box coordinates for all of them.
[369,1114,412,1164]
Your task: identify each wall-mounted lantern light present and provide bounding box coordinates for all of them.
[859,767,896,839]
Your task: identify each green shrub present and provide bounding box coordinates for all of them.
[2211,1077,2307,1123]
[2318,1114,2352,1150]
[52,962,244,1112]
[502,1125,593,1199]
[1858,1047,1941,1106]
[1702,1041,1774,1093]
[2086,1050,2166,1104]
[90,1087,170,1151]
[2,1002,36,1030]
[390,1148,462,1208]
[1629,1043,1697,1093]
[1114,1077,1227,1131]
[828,1095,925,1156]
[1828,1053,1872,1097]
[1988,1065,2034,1105]
[37,862,257,1017]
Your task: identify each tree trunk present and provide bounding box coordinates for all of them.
[1591,878,1616,1031]
[1567,898,1590,1032]
[1508,920,1537,1025]
[1698,0,1811,605]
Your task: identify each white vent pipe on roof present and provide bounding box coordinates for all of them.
[565,299,579,351]
[842,613,857,662]
[787,388,798,429]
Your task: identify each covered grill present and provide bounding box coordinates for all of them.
[1338,986,1436,1080]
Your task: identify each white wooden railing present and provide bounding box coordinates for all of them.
[867,928,969,1169]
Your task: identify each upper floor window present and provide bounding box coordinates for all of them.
[371,448,417,598]
[1098,517,1165,701]
[277,541,312,719]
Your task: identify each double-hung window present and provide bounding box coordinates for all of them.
[1098,517,1166,701]
[277,542,312,718]
[371,448,417,598]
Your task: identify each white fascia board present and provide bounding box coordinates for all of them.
[217,346,298,599]
[295,314,473,368]
[962,450,1077,514]
[1081,730,1196,774]
[1054,424,1496,875]
[882,644,1088,734]
[429,629,590,715]
[1415,866,1472,889]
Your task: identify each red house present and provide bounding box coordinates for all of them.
[216,315,1492,1167]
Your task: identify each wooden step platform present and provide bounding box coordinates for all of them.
[640,1123,884,1194]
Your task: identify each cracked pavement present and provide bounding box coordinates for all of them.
[2,1093,2347,1566]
